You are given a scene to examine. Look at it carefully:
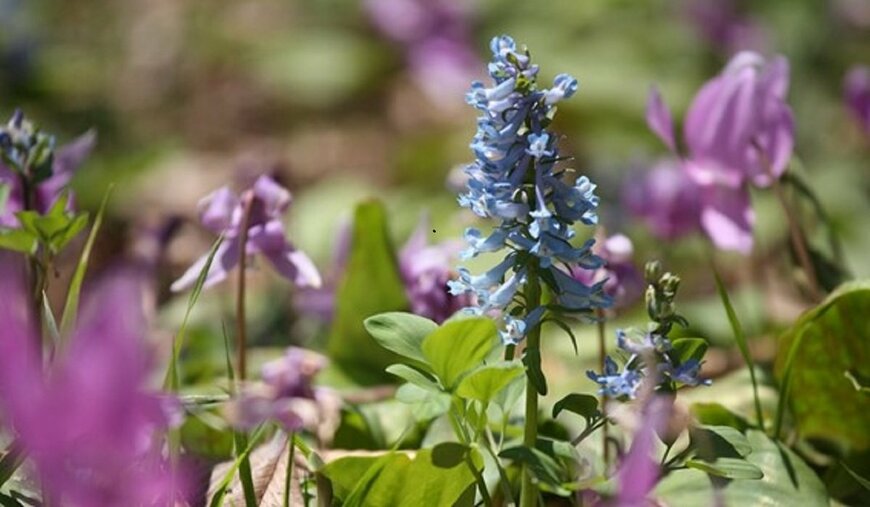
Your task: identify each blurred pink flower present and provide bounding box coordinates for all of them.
[844,65,870,136]
[171,175,321,292]
[685,0,767,55]
[0,260,180,506]
[573,233,643,309]
[642,51,793,254]
[623,159,702,241]
[614,395,672,507]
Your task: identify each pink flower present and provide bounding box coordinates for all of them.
[0,260,180,506]
[844,65,870,136]
[573,234,642,309]
[171,175,321,292]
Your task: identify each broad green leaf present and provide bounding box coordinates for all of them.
[321,448,482,507]
[421,318,497,390]
[689,425,752,460]
[685,458,763,480]
[385,364,441,392]
[657,430,828,506]
[0,228,36,254]
[499,445,564,488]
[670,338,708,365]
[455,361,524,404]
[552,393,600,421]
[180,413,234,460]
[773,280,870,449]
[690,403,749,432]
[364,312,437,369]
[395,384,451,421]
[431,442,469,469]
[328,201,409,384]
[60,186,111,337]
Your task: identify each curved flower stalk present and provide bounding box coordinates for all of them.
[0,260,182,506]
[0,109,96,227]
[170,175,321,292]
[449,35,611,346]
[645,51,794,254]
[845,65,870,136]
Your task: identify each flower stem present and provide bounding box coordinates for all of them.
[236,193,255,381]
[520,274,541,507]
[771,177,822,301]
[595,308,610,467]
[284,433,296,507]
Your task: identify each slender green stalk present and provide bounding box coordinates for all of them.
[520,275,542,507]
[466,453,493,507]
[712,266,765,431]
[236,194,255,380]
[484,427,516,505]
[773,326,808,440]
[284,433,296,507]
[595,308,610,467]
[771,177,822,301]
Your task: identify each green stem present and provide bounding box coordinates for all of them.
[520,274,541,507]
[284,433,296,507]
[466,453,493,507]
[484,428,516,505]
[771,177,822,301]
[595,308,609,467]
[236,194,255,381]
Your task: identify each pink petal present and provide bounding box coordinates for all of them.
[170,238,240,292]
[699,184,755,254]
[646,87,676,152]
[198,187,240,234]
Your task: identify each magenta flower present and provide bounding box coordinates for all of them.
[0,261,179,506]
[573,234,642,309]
[685,0,767,55]
[171,175,321,292]
[844,65,870,136]
[644,51,794,253]
[364,0,480,107]
[0,130,95,227]
[614,395,672,507]
[622,159,702,241]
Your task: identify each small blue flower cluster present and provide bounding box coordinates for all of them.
[0,109,54,173]
[449,35,611,344]
[586,328,711,398]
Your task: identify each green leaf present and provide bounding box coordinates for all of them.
[690,403,749,432]
[455,361,524,404]
[431,442,469,469]
[523,344,548,395]
[713,268,764,431]
[208,426,267,507]
[328,201,410,384]
[670,338,709,365]
[48,211,88,253]
[364,312,437,369]
[60,186,111,337]
[657,430,828,506]
[685,458,763,480]
[840,461,870,492]
[0,228,36,254]
[499,445,564,487]
[552,393,600,421]
[421,317,497,390]
[0,184,9,215]
[385,364,441,392]
[689,425,752,460]
[395,384,451,421]
[321,448,482,507]
[773,280,870,449]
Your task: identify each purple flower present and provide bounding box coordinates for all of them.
[399,218,471,322]
[226,347,332,433]
[573,233,643,309]
[622,159,702,241]
[0,130,95,227]
[614,395,672,507]
[845,65,870,136]
[364,0,480,107]
[685,0,767,55]
[643,52,793,254]
[0,260,180,506]
[171,175,321,292]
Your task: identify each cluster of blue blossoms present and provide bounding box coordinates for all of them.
[448,35,611,345]
[587,328,711,398]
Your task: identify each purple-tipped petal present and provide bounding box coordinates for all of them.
[699,183,755,254]
[170,238,241,292]
[748,99,794,187]
[252,175,292,218]
[265,247,323,288]
[646,87,677,152]
[198,186,240,235]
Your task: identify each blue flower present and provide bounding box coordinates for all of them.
[451,35,610,343]
[660,359,712,387]
[586,357,643,399]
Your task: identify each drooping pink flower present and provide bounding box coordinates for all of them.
[844,65,870,136]
[642,51,792,254]
[0,260,180,506]
[0,130,95,227]
[622,159,702,241]
[171,175,321,292]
